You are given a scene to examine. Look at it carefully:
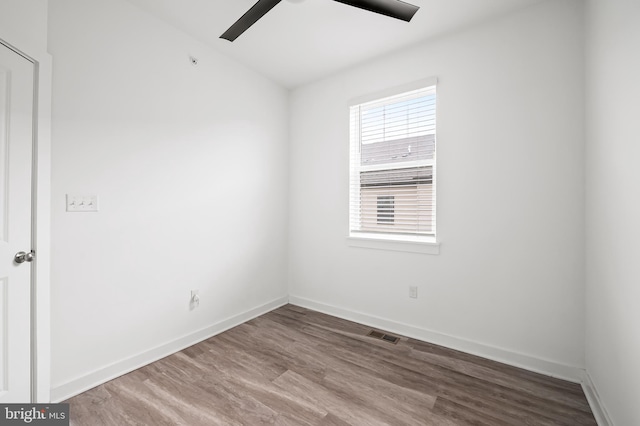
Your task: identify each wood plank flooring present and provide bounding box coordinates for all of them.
[66,305,597,425]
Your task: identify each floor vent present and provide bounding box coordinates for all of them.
[367,330,400,344]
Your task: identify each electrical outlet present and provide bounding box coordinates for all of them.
[409,286,418,299]
[190,290,200,310]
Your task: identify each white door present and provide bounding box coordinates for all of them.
[0,42,35,403]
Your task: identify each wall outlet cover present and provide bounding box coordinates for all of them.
[409,286,418,299]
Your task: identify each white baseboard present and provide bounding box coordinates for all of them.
[582,372,613,426]
[51,296,289,403]
[289,295,584,383]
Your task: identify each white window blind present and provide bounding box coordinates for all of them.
[349,83,436,240]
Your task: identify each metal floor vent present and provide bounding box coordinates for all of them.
[367,330,400,344]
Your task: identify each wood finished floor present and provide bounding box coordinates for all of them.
[66,305,597,425]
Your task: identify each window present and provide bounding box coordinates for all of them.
[377,196,395,224]
[349,81,436,243]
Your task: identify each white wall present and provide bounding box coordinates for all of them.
[48,0,289,399]
[585,0,640,424]
[0,0,48,52]
[288,0,586,377]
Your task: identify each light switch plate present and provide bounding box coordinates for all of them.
[66,194,99,212]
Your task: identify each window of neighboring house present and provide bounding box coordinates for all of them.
[377,196,395,224]
[349,80,436,243]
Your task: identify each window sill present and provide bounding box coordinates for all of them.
[347,234,440,255]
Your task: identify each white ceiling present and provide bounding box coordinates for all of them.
[125,0,545,88]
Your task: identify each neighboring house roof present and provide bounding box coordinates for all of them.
[360,134,434,187]
[361,134,435,166]
[361,166,432,187]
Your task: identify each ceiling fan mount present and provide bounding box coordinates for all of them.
[220,0,420,42]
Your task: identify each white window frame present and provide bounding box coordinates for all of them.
[347,78,440,255]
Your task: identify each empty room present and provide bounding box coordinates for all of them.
[0,0,637,424]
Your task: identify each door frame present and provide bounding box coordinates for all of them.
[0,37,51,403]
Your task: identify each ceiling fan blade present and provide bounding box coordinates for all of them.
[332,0,419,22]
[220,0,282,42]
